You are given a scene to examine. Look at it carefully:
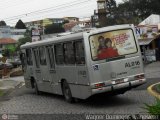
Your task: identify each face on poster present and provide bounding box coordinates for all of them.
[89,29,138,60]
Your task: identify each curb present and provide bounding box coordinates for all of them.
[0,81,24,97]
[147,82,160,99]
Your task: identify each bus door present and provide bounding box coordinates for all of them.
[20,50,27,74]
[39,46,52,92]
[25,49,34,79]
[46,46,59,93]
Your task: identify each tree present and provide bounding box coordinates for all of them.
[16,34,32,51]
[63,20,69,24]
[103,0,160,25]
[0,20,6,26]
[106,0,117,17]
[128,0,160,20]
[105,0,117,26]
[45,23,65,34]
[115,0,160,24]
[15,19,26,29]
[2,45,16,57]
[115,1,138,24]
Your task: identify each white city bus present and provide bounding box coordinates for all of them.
[20,24,146,102]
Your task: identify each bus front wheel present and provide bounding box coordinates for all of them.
[62,81,74,103]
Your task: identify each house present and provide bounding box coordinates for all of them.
[0,26,26,41]
[64,17,79,23]
[63,21,78,32]
[78,20,91,28]
[0,38,17,54]
[64,18,91,32]
[139,14,160,25]
[136,14,160,62]
[11,29,26,41]
[0,26,11,38]
[25,18,64,30]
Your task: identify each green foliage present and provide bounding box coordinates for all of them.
[0,20,6,26]
[2,44,16,57]
[16,34,31,51]
[15,19,26,29]
[2,49,10,57]
[45,23,65,34]
[0,90,4,96]
[157,84,160,92]
[5,44,16,52]
[104,0,160,25]
[144,98,160,115]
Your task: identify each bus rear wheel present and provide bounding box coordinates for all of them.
[62,81,74,103]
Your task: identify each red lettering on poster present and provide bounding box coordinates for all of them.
[112,33,129,45]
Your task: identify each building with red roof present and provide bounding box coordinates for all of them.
[0,38,17,53]
[0,38,17,45]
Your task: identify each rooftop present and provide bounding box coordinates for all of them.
[0,38,17,44]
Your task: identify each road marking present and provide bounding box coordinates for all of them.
[147,82,160,99]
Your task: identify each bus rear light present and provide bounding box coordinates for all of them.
[135,74,145,80]
[94,83,105,88]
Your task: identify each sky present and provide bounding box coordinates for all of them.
[0,0,123,26]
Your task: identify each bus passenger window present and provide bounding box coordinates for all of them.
[39,47,47,65]
[55,44,64,65]
[47,46,55,68]
[75,41,85,65]
[26,49,33,65]
[64,42,75,65]
[33,48,40,68]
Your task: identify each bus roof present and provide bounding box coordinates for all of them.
[21,24,134,49]
[21,32,83,49]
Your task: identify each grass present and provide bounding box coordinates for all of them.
[0,90,4,97]
[156,84,160,92]
[144,98,160,115]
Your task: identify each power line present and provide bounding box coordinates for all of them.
[4,0,94,22]
[15,1,94,22]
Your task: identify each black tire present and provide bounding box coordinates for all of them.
[34,80,40,95]
[62,81,74,103]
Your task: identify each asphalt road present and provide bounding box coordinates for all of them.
[134,78,160,90]
[0,78,159,120]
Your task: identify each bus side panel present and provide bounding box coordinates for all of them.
[69,85,92,99]
[56,65,92,99]
[72,65,91,99]
[83,33,95,86]
[56,66,78,90]
[76,66,90,85]
[52,83,63,95]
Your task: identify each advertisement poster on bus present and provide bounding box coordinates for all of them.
[89,29,137,60]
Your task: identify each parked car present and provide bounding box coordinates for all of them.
[0,62,13,70]
[10,58,21,68]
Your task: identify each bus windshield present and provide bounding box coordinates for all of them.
[89,29,138,61]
